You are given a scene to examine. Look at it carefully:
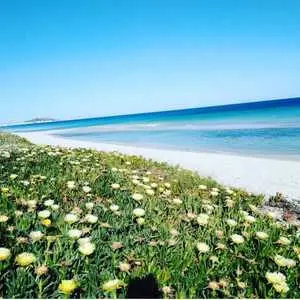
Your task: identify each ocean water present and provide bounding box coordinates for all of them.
[2,98,300,160]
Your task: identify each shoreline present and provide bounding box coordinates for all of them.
[17,131,300,200]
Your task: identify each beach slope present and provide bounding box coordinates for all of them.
[18,132,300,200]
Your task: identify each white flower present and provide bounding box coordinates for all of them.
[164,183,171,188]
[0,248,11,261]
[245,215,256,223]
[29,231,44,242]
[226,219,237,227]
[78,237,91,245]
[51,204,60,211]
[67,181,76,189]
[273,282,289,294]
[84,214,98,224]
[210,191,219,196]
[196,242,210,253]
[146,189,155,196]
[274,255,296,268]
[38,210,51,219]
[230,234,245,244]
[82,186,91,193]
[132,208,145,217]
[266,271,286,284]
[64,213,78,224]
[0,215,9,223]
[85,202,94,210]
[170,229,179,236]
[10,174,18,180]
[111,183,120,189]
[79,242,95,255]
[197,214,209,225]
[44,199,54,207]
[276,237,291,246]
[150,183,158,188]
[27,200,37,208]
[119,262,131,272]
[110,204,119,212]
[172,198,182,205]
[142,177,150,183]
[102,279,123,292]
[132,193,143,201]
[68,229,82,239]
[199,184,207,190]
[15,210,23,217]
[225,188,234,194]
[265,271,289,293]
[255,231,269,240]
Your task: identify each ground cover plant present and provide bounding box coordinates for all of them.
[0,133,299,298]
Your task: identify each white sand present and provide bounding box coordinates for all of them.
[18,132,300,200]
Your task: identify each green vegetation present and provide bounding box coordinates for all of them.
[0,133,299,298]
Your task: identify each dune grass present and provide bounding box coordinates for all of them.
[0,133,299,298]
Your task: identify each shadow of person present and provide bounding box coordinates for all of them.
[126,274,162,299]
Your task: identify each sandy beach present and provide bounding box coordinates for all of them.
[17,131,300,200]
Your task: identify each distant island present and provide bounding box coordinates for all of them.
[25,117,57,123]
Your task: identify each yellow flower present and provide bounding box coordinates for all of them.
[102,279,124,292]
[266,271,286,284]
[58,279,77,294]
[136,217,145,225]
[1,187,9,193]
[0,247,11,261]
[15,252,36,267]
[41,219,51,227]
[79,242,95,256]
[273,282,289,294]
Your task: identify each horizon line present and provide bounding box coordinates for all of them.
[2,96,300,128]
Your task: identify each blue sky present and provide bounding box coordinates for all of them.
[1,0,300,123]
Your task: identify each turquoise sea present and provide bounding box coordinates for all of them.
[2,98,300,160]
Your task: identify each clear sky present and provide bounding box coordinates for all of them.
[1,0,300,123]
